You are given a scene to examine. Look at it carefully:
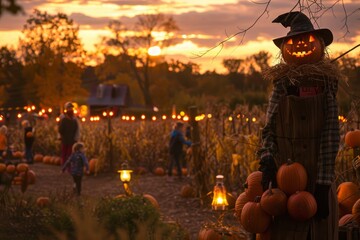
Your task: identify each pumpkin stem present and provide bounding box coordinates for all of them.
[243,182,248,189]
[254,196,261,203]
[287,158,293,165]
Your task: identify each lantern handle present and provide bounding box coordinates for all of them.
[331,43,360,63]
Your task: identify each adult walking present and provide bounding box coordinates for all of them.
[58,102,80,168]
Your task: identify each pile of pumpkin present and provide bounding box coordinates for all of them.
[33,153,98,175]
[235,159,315,234]
[0,162,36,188]
[338,181,360,227]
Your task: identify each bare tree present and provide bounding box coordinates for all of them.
[197,0,359,58]
[104,13,179,107]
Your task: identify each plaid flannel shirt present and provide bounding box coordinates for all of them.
[258,75,340,185]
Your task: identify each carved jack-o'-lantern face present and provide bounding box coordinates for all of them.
[281,33,325,65]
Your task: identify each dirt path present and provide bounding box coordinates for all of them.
[13,163,246,240]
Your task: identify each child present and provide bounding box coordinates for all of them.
[168,122,192,180]
[21,120,35,164]
[0,125,7,160]
[62,142,89,196]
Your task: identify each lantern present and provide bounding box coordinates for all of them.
[212,175,229,210]
[118,162,133,196]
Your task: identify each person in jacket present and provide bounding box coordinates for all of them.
[168,122,192,180]
[62,142,89,196]
[257,11,341,239]
[58,102,80,169]
[21,120,35,164]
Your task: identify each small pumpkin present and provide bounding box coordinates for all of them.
[89,158,98,174]
[276,159,307,195]
[241,196,272,233]
[16,163,29,173]
[244,171,263,201]
[6,164,16,174]
[344,129,360,148]
[34,154,44,162]
[143,194,159,209]
[153,167,165,176]
[287,191,317,221]
[180,184,195,198]
[339,214,354,227]
[260,182,288,216]
[19,170,36,185]
[43,155,52,164]
[36,197,51,208]
[337,182,360,214]
[0,163,6,173]
[26,131,33,138]
[352,198,360,225]
[234,192,249,221]
[12,151,23,159]
[281,33,325,65]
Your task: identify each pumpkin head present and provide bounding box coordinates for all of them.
[281,33,325,65]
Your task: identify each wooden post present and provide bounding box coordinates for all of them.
[189,106,208,202]
[107,109,113,171]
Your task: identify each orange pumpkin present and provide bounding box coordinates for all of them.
[337,182,360,214]
[89,158,97,173]
[345,129,360,148]
[234,192,249,221]
[339,214,354,227]
[36,197,51,208]
[6,164,16,174]
[143,194,159,209]
[241,197,272,233]
[287,191,317,221]
[281,33,324,65]
[26,131,33,138]
[198,228,241,240]
[352,199,360,225]
[20,170,36,185]
[34,154,44,162]
[180,184,195,198]
[260,182,287,216]
[276,159,307,195]
[244,171,264,201]
[43,155,52,164]
[153,167,165,176]
[12,151,24,159]
[0,163,6,173]
[16,163,29,173]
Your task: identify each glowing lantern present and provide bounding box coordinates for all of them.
[212,175,229,210]
[118,162,133,196]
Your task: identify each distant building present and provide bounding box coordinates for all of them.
[87,84,132,116]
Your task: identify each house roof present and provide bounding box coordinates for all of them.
[87,84,131,107]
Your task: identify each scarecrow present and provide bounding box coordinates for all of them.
[258,11,342,239]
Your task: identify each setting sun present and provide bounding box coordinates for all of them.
[148,46,161,56]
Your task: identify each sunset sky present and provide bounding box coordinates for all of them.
[0,0,359,72]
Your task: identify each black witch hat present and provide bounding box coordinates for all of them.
[272,11,333,48]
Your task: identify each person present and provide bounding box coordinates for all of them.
[0,125,8,160]
[168,122,192,180]
[257,11,342,239]
[62,142,89,196]
[58,102,80,169]
[21,120,35,164]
